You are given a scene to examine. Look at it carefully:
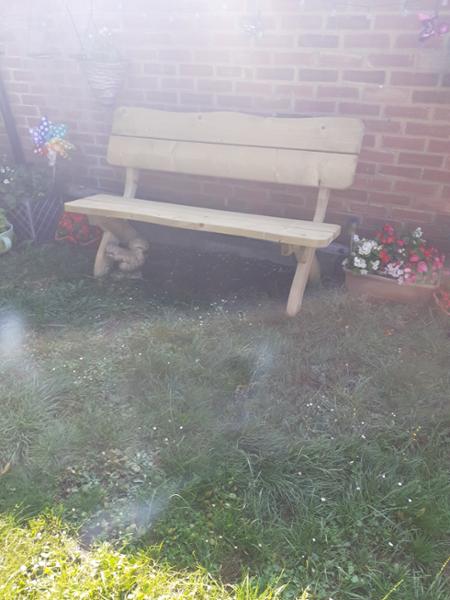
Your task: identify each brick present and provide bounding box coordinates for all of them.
[368,192,410,206]
[354,175,392,192]
[198,79,233,93]
[339,102,380,116]
[236,81,273,95]
[327,15,371,29]
[368,53,414,68]
[398,152,444,168]
[405,122,450,139]
[158,49,191,61]
[395,33,440,48]
[317,85,359,99]
[394,180,440,196]
[179,92,213,106]
[392,208,433,223]
[274,52,316,65]
[280,15,323,30]
[254,34,295,48]
[275,84,315,97]
[254,96,292,112]
[294,99,336,114]
[374,14,419,30]
[299,34,339,48]
[215,66,242,77]
[413,90,450,104]
[433,107,450,121]
[360,149,395,164]
[298,69,338,82]
[390,72,439,86]
[256,67,295,80]
[145,90,178,104]
[217,95,253,109]
[423,169,450,184]
[379,165,423,179]
[382,136,425,151]
[161,78,194,90]
[428,140,450,153]
[364,119,402,134]
[318,53,364,68]
[344,33,391,48]
[361,85,410,104]
[384,105,428,119]
[180,64,213,77]
[194,49,230,63]
[350,202,388,217]
[343,70,385,84]
[144,63,176,75]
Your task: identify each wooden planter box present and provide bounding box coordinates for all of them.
[344,268,438,306]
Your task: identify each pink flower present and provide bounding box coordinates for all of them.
[409,254,420,263]
[417,261,428,273]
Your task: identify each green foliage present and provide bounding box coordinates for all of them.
[0,163,53,212]
[0,208,9,233]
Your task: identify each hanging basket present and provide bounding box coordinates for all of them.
[80,58,127,106]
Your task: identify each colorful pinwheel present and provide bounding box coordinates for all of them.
[30,117,75,166]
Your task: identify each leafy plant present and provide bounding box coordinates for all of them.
[0,208,9,234]
[0,163,53,212]
[82,27,123,62]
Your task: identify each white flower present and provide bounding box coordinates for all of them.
[3,178,10,184]
[413,227,423,239]
[360,269,368,275]
[359,240,376,256]
[352,234,360,242]
[353,256,367,269]
[371,260,380,271]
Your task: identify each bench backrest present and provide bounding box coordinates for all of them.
[107,107,364,191]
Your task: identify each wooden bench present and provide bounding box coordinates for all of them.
[65,108,364,316]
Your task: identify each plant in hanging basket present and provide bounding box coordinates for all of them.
[343,224,445,305]
[79,27,127,106]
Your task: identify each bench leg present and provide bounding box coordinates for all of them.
[286,247,316,317]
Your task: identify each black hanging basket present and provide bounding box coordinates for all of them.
[8,189,63,243]
[80,58,127,106]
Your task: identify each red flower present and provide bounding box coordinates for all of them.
[379,249,391,264]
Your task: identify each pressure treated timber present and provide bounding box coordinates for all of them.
[66,195,341,249]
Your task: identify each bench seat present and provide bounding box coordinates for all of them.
[66,194,341,248]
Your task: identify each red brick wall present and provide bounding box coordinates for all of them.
[1,0,450,245]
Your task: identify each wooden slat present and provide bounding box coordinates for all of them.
[107,137,359,189]
[112,107,364,154]
[65,195,341,248]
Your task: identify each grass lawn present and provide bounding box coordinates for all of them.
[0,243,449,599]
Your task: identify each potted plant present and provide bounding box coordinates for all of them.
[78,27,127,106]
[0,208,13,254]
[344,224,445,305]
